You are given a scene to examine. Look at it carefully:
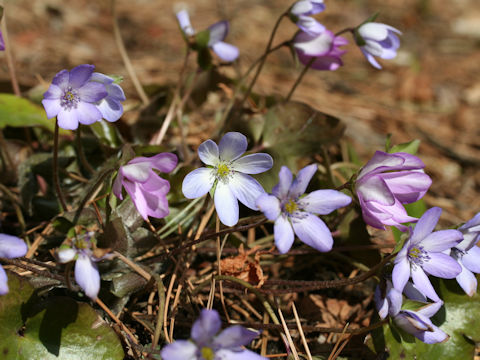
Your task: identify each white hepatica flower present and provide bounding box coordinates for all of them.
[182,132,273,226]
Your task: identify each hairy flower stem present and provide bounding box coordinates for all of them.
[1,11,21,97]
[53,120,67,212]
[240,12,288,108]
[111,0,149,106]
[285,56,316,101]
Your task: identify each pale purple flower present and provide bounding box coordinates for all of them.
[355,22,401,69]
[289,0,326,35]
[293,30,348,71]
[256,165,351,254]
[355,151,432,230]
[392,207,462,302]
[182,132,273,227]
[161,309,266,360]
[90,73,126,122]
[457,212,480,251]
[176,10,239,62]
[393,301,448,344]
[42,64,108,130]
[374,279,402,319]
[0,234,28,295]
[57,233,104,300]
[113,153,178,220]
[0,30,4,51]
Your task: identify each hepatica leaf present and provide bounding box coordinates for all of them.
[0,273,124,360]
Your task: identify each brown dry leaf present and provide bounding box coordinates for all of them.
[220,245,267,287]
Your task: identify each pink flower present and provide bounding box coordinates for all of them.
[113,153,178,220]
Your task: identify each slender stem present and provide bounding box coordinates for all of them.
[111,0,149,106]
[1,10,21,97]
[53,120,67,212]
[0,183,26,232]
[335,27,354,37]
[240,12,288,107]
[75,125,95,174]
[285,56,316,102]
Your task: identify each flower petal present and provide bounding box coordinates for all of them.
[380,171,431,204]
[296,16,325,35]
[0,266,9,295]
[113,170,124,200]
[211,41,239,62]
[75,102,104,125]
[411,207,442,245]
[374,285,389,319]
[461,246,480,273]
[123,179,149,219]
[69,64,95,88]
[456,261,477,296]
[75,253,100,299]
[182,168,215,199]
[358,151,424,179]
[256,194,281,221]
[291,213,333,252]
[288,164,317,199]
[231,154,273,174]
[43,84,63,100]
[191,309,222,345]
[229,173,265,210]
[160,340,197,360]
[57,248,77,263]
[422,252,461,279]
[140,176,171,219]
[411,266,440,302]
[403,281,427,302]
[121,163,151,183]
[208,21,229,44]
[215,349,266,360]
[176,10,195,36]
[198,139,219,166]
[357,176,395,206]
[421,229,463,252]
[51,69,70,88]
[213,325,260,348]
[77,81,107,103]
[0,234,28,258]
[218,132,247,161]
[298,189,351,215]
[392,256,410,292]
[272,166,293,199]
[57,109,79,130]
[96,100,123,122]
[274,215,295,254]
[215,181,239,226]
[294,31,333,57]
[129,153,178,173]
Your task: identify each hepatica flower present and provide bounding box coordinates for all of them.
[113,153,178,220]
[355,151,432,230]
[289,0,325,35]
[90,73,126,122]
[176,10,239,62]
[393,301,448,344]
[256,165,351,254]
[0,234,28,295]
[182,132,273,227]
[354,22,401,69]
[57,233,106,299]
[42,64,108,130]
[293,30,348,71]
[161,309,266,360]
[392,207,462,302]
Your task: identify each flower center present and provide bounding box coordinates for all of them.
[408,246,430,266]
[61,87,80,110]
[215,162,232,183]
[284,199,298,215]
[201,347,215,360]
[74,238,89,250]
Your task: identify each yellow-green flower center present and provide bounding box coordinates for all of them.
[216,163,231,180]
[65,91,75,101]
[409,247,421,258]
[74,239,88,250]
[201,347,215,360]
[284,199,298,214]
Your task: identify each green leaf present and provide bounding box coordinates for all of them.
[89,120,123,148]
[388,139,421,155]
[0,273,124,359]
[0,94,66,133]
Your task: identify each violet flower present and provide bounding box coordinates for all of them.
[392,207,462,302]
[0,234,28,295]
[42,64,108,130]
[393,301,448,344]
[183,132,272,227]
[355,22,401,69]
[57,233,106,299]
[450,213,480,296]
[289,0,325,35]
[113,153,178,220]
[293,30,348,71]
[161,309,266,360]
[374,279,403,319]
[90,73,126,122]
[256,165,351,254]
[0,30,4,51]
[355,151,432,230]
[176,10,239,62]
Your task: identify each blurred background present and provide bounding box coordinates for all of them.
[1,0,479,224]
